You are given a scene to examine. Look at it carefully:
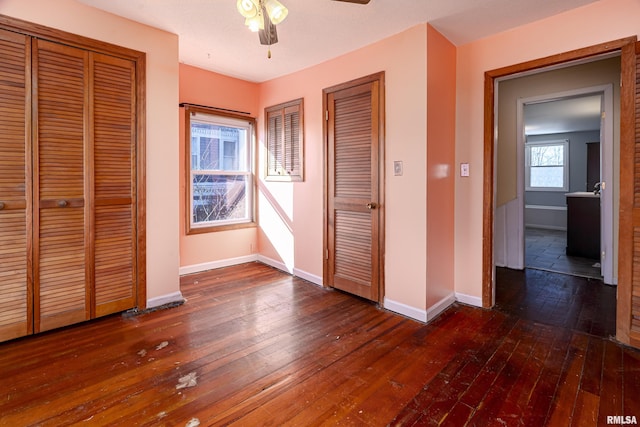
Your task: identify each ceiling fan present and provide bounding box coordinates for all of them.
[254,0,371,57]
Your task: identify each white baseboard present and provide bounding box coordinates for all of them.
[179,254,259,276]
[180,254,323,288]
[258,255,324,286]
[524,204,567,211]
[426,293,456,321]
[147,291,184,309]
[455,292,483,307]
[384,298,427,322]
[293,268,323,287]
[525,224,567,231]
[257,254,291,273]
[385,293,456,323]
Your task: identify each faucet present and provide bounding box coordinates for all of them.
[593,182,601,195]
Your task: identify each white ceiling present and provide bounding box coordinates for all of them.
[524,95,603,136]
[78,0,600,83]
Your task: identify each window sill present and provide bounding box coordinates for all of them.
[265,174,303,182]
[187,221,257,235]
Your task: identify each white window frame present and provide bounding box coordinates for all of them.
[185,105,255,233]
[525,139,569,192]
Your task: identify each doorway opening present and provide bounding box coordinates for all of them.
[518,86,615,284]
[483,39,632,342]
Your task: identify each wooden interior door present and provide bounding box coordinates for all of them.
[33,40,90,332]
[324,73,384,302]
[0,29,31,341]
[618,40,640,349]
[91,52,138,317]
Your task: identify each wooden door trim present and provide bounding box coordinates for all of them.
[0,14,145,63]
[135,53,147,310]
[617,41,639,346]
[323,71,385,303]
[25,35,34,335]
[482,37,637,344]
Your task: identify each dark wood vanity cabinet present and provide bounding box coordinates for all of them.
[566,193,600,259]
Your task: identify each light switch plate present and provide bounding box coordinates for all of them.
[394,161,403,176]
[460,163,470,177]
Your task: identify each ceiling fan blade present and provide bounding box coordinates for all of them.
[259,21,278,45]
[332,0,371,4]
[258,5,278,46]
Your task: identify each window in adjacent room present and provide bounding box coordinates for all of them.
[185,105,255,233]
[525,140,569,191]
[265,98,304,181]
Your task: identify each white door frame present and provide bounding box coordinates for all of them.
[515,84,615,284]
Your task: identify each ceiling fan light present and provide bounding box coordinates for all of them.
[264,0,288,25]
[237,0,258,18]
[245,13,264,32]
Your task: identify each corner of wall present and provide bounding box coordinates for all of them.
[426,23,457,308]
[178,66,260,270]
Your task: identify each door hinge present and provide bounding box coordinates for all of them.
[325,110,329,121]
[601,111,606,119]
[325,249,329,259]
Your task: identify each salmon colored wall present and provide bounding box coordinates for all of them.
[258,25,429,309]
[1,0,182,304]
[178,64,259,270]
[426,25,456,308]
[454,0,640,300]
[179,64,260,117]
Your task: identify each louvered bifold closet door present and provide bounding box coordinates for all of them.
[91,53,137,316]
[0,30,31,341]
[33,40,90,332]
[327,81,380,302]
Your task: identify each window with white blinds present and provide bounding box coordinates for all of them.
[265,98,304,181]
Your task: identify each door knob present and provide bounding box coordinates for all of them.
[366,202,377,210]
[57,200,68,208]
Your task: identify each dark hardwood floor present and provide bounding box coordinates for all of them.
[0,262,638,426]
[495,267,616,339]
[525,227,602,280]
